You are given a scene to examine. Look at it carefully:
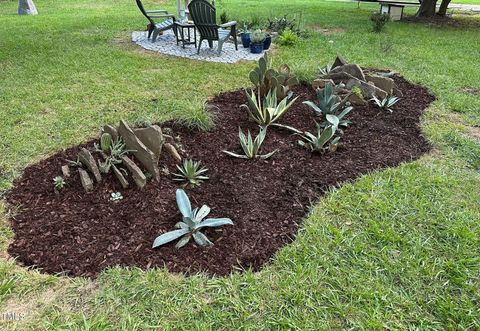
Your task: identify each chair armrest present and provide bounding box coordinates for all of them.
[149,14,175,19]
[220,21,237,28]
[146,10,168,14]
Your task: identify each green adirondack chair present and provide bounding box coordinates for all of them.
[135,0,176,43]
[188,0,238,55]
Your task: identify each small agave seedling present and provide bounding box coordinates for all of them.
[298,123,340,153]
[370,95,400,112]
[110,192,123,202]
[318,63,333,76]
[53,176,66,190]
[173,159,209,188]
[152,189,233,249]
[223,127,277,159]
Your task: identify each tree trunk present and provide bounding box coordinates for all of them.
[437,0,451,16]
[416,0,437,17]
[18,0,38,15]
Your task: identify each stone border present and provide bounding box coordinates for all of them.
[131,30,265,64]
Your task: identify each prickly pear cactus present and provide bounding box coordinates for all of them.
[249,53,299,100]
[100,133,112,153]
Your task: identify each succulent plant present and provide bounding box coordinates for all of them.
[303,82,353,128]
[53,176,66,190]
[249,53,299,100]
[110,192,123,202]
[242,88,297,127]
[298,123,340,153]
[173,159,209,188]
[250,29,267,44]
[370,95,400,112]
[223,127,277,159]
[100,133,112,153]
[152,189,233,249]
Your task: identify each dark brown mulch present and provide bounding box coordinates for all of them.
[6,76,435,278]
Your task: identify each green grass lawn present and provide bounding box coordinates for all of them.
[1,0,480,329]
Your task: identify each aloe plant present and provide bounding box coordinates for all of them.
[152,189,233,249]
[223,127,277,159]
[242,88,297,127]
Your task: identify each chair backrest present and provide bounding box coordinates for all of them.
[135,0,155,26]
[188,0,219,40]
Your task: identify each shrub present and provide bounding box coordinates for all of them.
[370,12,390,33]
[152,189,233,249]
[277,28,299,46]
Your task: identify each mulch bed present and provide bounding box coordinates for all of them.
[6,76,435,278]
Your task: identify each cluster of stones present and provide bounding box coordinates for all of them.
[61,120,182,193]
[312,55,403,106]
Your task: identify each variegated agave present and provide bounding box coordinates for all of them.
[242,88,298,127]
[223,127,277,159]
[298,122,340,153]
[152,189,233,249]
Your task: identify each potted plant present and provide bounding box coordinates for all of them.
[263,33,272,50]
[249,29,266,54]
[239,23,251,48]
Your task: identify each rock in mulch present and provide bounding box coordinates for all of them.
[78,148,102,183]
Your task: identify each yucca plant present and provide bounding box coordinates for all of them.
[303,82,353,128]
[152,189,233,249]
[223,127,277,159]
[242,88,298,127]
[370,95,400,112]
[298,123,340,153]
[173,159,209,188]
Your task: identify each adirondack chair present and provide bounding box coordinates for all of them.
[135,0,176,43]
[188,0,238,55]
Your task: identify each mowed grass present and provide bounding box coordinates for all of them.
[1,0,480,329]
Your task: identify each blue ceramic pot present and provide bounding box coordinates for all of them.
[250,43,264,54]
[263,35,272,50]
[240,33,251,48]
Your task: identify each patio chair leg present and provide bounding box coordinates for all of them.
[147,25,153,39]
[197,38,203,54]
[152,29,160,43]
[217,40,224,55]
[232,26,238,50]
[208,40,213,48]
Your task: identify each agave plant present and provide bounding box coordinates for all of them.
[318,63,333,76]
[96,137,133,174]
[370,95,400,112]
[242,88,298,127]
[223,127,277,159]
[298,123,340,153]
[303,82,353,128]
[173,159,209,188]
[152,189,233,249]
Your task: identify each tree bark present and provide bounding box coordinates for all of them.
[18,0,38,15]
[416,0,437,17]
[437,0,451,16]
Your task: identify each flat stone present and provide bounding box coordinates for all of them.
[312,79,335,90]
[330,64,366,81]
[61,165,70,178]
[78,148,102,183]
[348,93,367,106]
[365,74,394,95]
[133,125,164,160]
[112,165,129,189]
[118,120,160,181]
[164,143,182,163]
[332,55,348,69]
[325,72,357,84]
[78,168,94,193]
[121,156,147,188]
[103,125,118,141]
[346,78,388,99]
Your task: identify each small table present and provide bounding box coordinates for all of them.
[174,21,196,49]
